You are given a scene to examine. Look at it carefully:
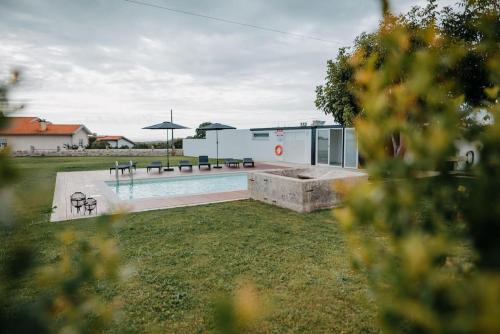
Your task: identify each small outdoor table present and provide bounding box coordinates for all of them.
[84,197,97,215]
[70,192,86,214]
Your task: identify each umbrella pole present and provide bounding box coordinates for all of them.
[165,110,174,171]
[165,130,174,171]
[214,129,222,168]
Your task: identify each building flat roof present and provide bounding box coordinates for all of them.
[249,124,343,131]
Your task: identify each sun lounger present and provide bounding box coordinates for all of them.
[110,161,137,174]
[178,160,193,171]
[225,158,240,168]
[146,161,162,173]
[243,158,255,168]
[198,155,211,170]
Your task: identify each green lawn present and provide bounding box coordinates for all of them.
[5,156,378,333]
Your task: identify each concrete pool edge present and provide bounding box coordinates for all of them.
[50,163,286,222]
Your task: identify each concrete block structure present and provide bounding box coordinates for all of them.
[248,167,367,212]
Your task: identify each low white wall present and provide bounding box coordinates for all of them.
[183,129,311,164]
[11,148,183,157]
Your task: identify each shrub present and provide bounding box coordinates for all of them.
[335,1,499,332]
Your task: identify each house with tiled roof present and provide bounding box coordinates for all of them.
[0,116,92,151]
[95,135,135,148]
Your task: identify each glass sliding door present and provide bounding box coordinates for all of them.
[329,128,343,166]
[316,129,329,164]
[344,128,358,168]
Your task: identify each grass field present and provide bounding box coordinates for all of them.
[4,156,378,333]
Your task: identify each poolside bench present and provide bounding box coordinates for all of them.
[178,160,193,171]
[225,158,240,168]
[110,161,137,174]
[243,158,255,168]
[146,161,162,173]
[198,156,211,170]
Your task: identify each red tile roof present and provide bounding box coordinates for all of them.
[0,117,87,136]
[96,135,135,144]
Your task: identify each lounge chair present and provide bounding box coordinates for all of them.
[178,160,193,171]
[146,161,162,173]
[110,161,137,174]
[243,158,255,168]
[225,158,240,168]
[198,155,211,170]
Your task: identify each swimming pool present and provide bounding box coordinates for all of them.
[107,172,248,200]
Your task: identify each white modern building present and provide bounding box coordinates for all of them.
[183,125,359,168]
[0,116,92,151]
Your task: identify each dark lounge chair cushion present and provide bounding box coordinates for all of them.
[179,160,193,170]
[198,156,211,169]
[243,158,254,167]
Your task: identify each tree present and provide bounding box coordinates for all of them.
[336,0,499,332]
[90,139,110,149]
[167,137,183,149]
[194,122,212,139]
[315,48,358,126]
[316,0,497,156]
[86,134,97,148]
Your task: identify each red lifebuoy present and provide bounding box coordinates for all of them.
[275,145,283,156]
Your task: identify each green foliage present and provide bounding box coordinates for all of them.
[0,73,124,333]
[336,0,499,332]
[194,122,212,139]
[315,48,358,126]
[316,0,498,126]
[86,135,97,148]
[132,142,151,149]
[90,140,110,149]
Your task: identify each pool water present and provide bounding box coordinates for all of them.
[107,172,248,200]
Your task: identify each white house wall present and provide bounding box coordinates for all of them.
[183,129,311,164]
[117,139,134,147]
[1,128,89,151]
[71,128,90,147]
[1,135,74,151]
[105,138,134,148]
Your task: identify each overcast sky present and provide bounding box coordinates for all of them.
[0,0,455,141]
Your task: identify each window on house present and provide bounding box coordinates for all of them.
[78,139,84,147]
[252,132,269,140]
[0,138,6,148]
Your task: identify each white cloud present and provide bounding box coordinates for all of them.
[0,0,456,141]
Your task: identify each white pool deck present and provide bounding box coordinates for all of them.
[50,162,288,222]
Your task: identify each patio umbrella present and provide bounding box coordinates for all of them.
[143,120,189,171]
[197,123,236,168]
